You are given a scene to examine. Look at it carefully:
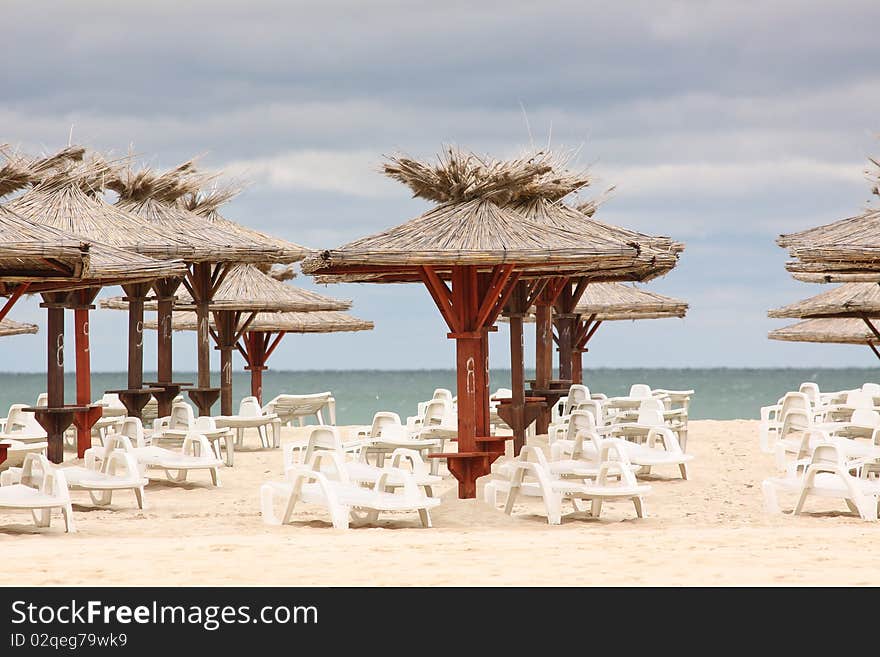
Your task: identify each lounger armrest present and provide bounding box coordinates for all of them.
[646,427,682,453]
[590,394,607,401]
[389,448,430,476]
[182,433,214,459]
[84,447,103,471]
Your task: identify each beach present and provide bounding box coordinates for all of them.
[3,419,878,587]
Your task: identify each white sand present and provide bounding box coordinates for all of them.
[3,419,879,586]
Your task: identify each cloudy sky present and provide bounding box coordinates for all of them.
[3,1,880,371]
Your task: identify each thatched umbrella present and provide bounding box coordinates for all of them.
[769,318,880,359]
[303,148,677,498]
[101,264,350,414]
[139,310,373,404]
[382,150,685,452]
[106,162,310,417]
[0,318,38,337]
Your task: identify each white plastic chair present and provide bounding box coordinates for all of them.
[260,450,440,529]
[0,453,75,532]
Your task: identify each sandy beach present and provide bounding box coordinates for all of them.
[0,419,876,587]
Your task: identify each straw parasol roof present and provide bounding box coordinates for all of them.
[778,209,880,283]
[574,282,688,320]
[107,162,301,264]
[0,318,38,337]
[180,186,310,263]
[0,204,88,280]
[143,310,373,334]
[500,283,688,323]
[100,264,351,313]
[768,318,879,346]
[305,149,682,282]
[7,159,196,260]
[768,283,880,319]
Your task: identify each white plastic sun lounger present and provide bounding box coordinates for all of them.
[0,453,75,533]
[62,443,148,508]
[487,442,651,524]
[765,443,880,521]
[114,419,223,486]
[261,451,440,529]
[215,396,281,450]
[263,392,336,427]
[0,440,47,471]
[0,403,47,443]
[283,426,441,494]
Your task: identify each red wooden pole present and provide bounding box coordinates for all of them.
[74,306,91,457]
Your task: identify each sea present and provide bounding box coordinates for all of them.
[1,368,878,424]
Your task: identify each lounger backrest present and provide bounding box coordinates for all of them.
[194,416,217,431]
[780,409,810,436]
[636,408,665,426]
[845,391,873,408]
[598,440,639,487]
[432,389,453,404]
[810,443,845,470]
[795,429,830,462]
[304,426,343,462]
[563,385,590,415]
[35,393,48,407]
[798,383,821,406]
[238,396,262,417]
[574,400,603,426]
[422,400,448,427]
[370,412,402,438]
[565,410,596,441]
[4,404,37,433]
[119,418,146,447]
[862,383,880,397]
[850,409,880,427]
[629,384,652,398]
[639,398,665,413]
[779,392,811,418]
[169,402,194,430]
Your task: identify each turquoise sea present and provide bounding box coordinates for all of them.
[0,368,878,424]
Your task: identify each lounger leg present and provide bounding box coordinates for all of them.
[32,508,51,528]
[483,481,497,506]
[762,481,781,514]
[503,480,521,516]
[418,507,432,528]
[845,498,861,516]
[134,486,145,510]
[793,487,811,516]
[590,498,603,518]
[330,505,350,530]
[260,484,283,525]
[210,467,220,487]
[166,469,188,483]
[632,496,645,518]
[62,504,75,533]
[678,463,688,480]
[545,493,562,525]
[89,490,113,506]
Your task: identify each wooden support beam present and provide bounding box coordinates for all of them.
[0,282,29,323]
[420,265,461,333]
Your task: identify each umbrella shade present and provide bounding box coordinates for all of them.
[768,318,880,345]
[768,283,880,319]
[142,310,373,334]
[0,318,38,337]
[100,264,351,313]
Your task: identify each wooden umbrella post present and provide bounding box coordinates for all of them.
[148,277,191,417]
[422,264,520,498]
[29,292,85,464]
[108,282,159,419]
[71,288,101,458]
[185,262,223,416]
[240,331,286,405]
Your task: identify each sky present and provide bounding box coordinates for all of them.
[2,0,880,371]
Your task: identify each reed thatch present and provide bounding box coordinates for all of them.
[109,163,298,264]
[501,282,687,323]
[306,148,683,283]
[574,282,688,320]
[100,264,350,313]
[302,198,649,280]
[180,186,310,263]
[8,161,196,260]
[0,145,85,198]
[768,283,880,319]
[768,318,879,346]
[256,263,297,281]
[0,318,38,337]
[143,310,373,334]
[0,204,88,279]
